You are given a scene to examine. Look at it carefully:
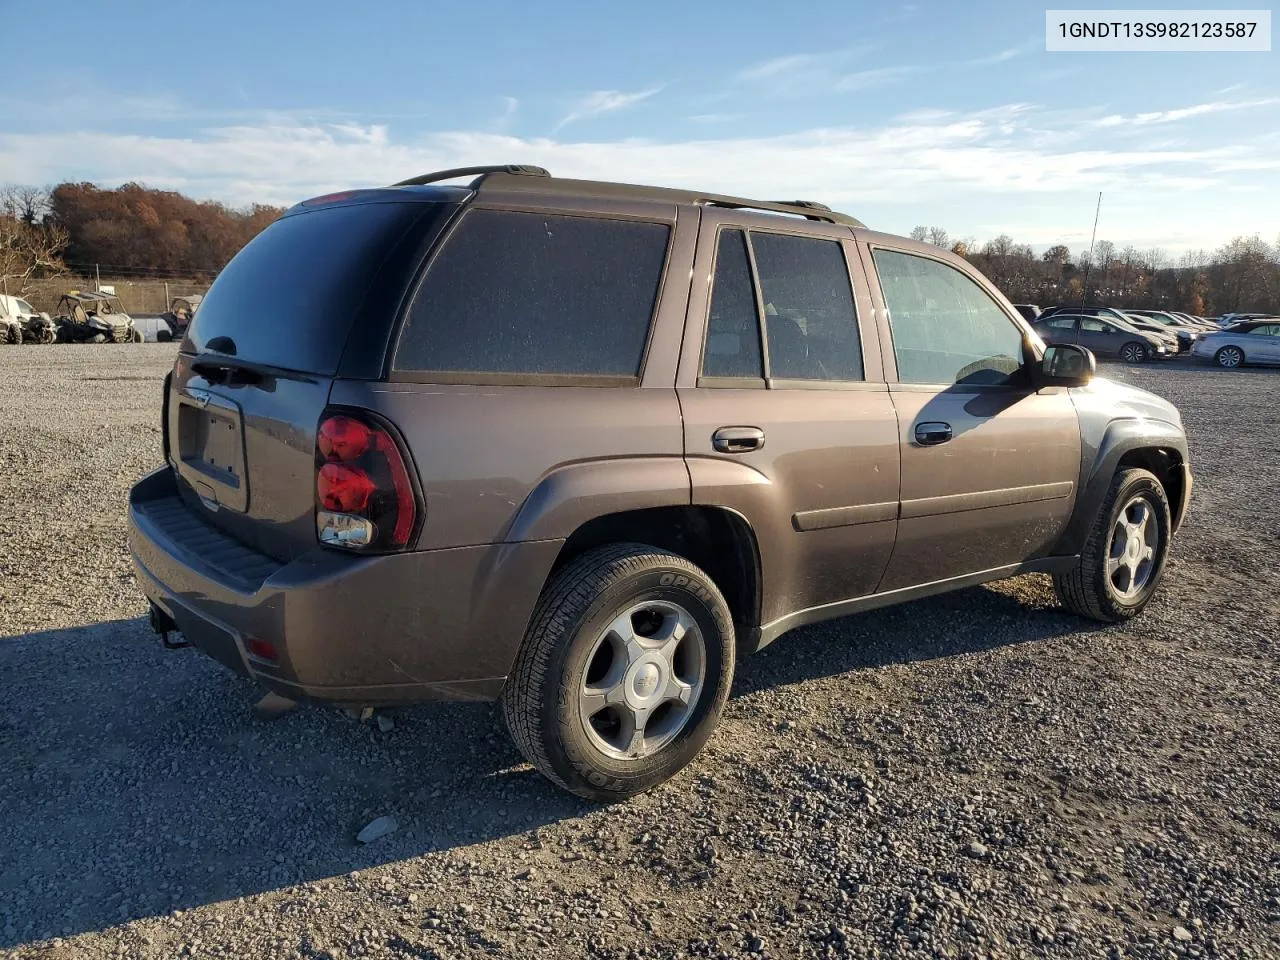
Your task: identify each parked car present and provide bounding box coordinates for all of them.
[1127,309,1216,333]
[54,291,142,343]
[1191,319,1280,368]
[1035,304,1120,322]
[1116,314,1184,352]
[1215,312,1277,328]
[1119,311,1198,352]
[128,165,1192,800]
[0,293,50,344]
[1013,303,1041,321]
[1032,311,1172,363]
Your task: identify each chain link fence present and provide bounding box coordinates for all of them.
[10,277,210,316]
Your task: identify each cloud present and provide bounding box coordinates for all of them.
[1092,98,1278,127]
[732,45,880,95]
[554,87,662,131]
[966,37,1041,67]
[835,64,927,91]
[1,99,1275,250]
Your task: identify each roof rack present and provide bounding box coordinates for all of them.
[392,164,550,187]
[394,166,865,227]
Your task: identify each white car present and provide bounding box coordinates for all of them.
[0,293,42,343]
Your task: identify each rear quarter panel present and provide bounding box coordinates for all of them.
[325,381,688,549]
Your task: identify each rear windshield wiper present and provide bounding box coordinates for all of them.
[188,352,315,386]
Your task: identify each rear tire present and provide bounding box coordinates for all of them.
[7,326,22,345]
[131,328,144,343]
[1119,342,1147,364]
[1215,345,1244,368]
[1052,468,1171,623]
[502,544,735,801]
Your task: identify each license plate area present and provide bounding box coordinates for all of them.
[176,390,249,512]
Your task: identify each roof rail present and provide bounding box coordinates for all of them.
[392,164,550,187]
[699,196,862,227]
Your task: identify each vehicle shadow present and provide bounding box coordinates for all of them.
[732,577,1093,697]
[0,582,1087,946]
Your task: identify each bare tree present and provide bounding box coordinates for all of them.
[909,225,928,242]
[927,226,949,248]
[0,185,69,289]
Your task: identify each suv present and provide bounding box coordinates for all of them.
[128,166,1193,800]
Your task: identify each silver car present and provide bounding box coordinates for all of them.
[1191,319,1280,368]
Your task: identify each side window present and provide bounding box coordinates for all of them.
[1044,315,1078,330]
[872,249,1025,386]
[751,232,863,381]
[395,210,669,379]
[1080,318,1111,333]
[701,229,763,380]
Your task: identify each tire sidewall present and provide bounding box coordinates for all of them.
[1095,473,1171,614]
[543,563,734,797]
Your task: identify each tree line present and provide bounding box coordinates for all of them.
[1,182,284,288]
[3,181,1277,317]
[909,225,1280,315]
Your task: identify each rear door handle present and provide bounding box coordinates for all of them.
[914,421,953,446]
[712,426,765,453]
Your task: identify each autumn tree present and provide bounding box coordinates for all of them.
[49,182,284,278]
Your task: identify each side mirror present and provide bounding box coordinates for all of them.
[1035,343,1095,387]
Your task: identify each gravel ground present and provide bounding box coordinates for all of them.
[1,345,1277,960]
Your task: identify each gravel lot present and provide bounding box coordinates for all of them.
[1,345,1277,960]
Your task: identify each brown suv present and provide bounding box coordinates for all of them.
[128,165,1192,799]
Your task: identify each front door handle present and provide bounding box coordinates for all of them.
[712,426,765,453]
[914,421,953,446]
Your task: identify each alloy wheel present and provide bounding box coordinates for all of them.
[1216,347,1243,368]
[1106,495,1159,599]
[578,600,706,760]
[1120,343,1146,364]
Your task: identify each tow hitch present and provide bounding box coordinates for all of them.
[149,603,189,649]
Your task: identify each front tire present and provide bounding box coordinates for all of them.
[502,544,735,801]
[1053,468,1171,622]
[1215,345,1244,368]
[1119,342,1147,364]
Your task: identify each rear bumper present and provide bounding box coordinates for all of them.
[128,468,562,704]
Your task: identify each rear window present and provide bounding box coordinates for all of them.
[185,201,437,375]
[393,210,670,381]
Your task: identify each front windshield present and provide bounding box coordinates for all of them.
[15,299,35,314]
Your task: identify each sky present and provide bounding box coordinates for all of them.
[0,0,1277,254]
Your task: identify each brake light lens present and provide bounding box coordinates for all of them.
[315,412,418,552]
[317,463,375,512]
[318,416,372,462]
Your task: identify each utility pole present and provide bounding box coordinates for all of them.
[95,263,101,291]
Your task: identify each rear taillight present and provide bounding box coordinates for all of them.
[315,411,419,551]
